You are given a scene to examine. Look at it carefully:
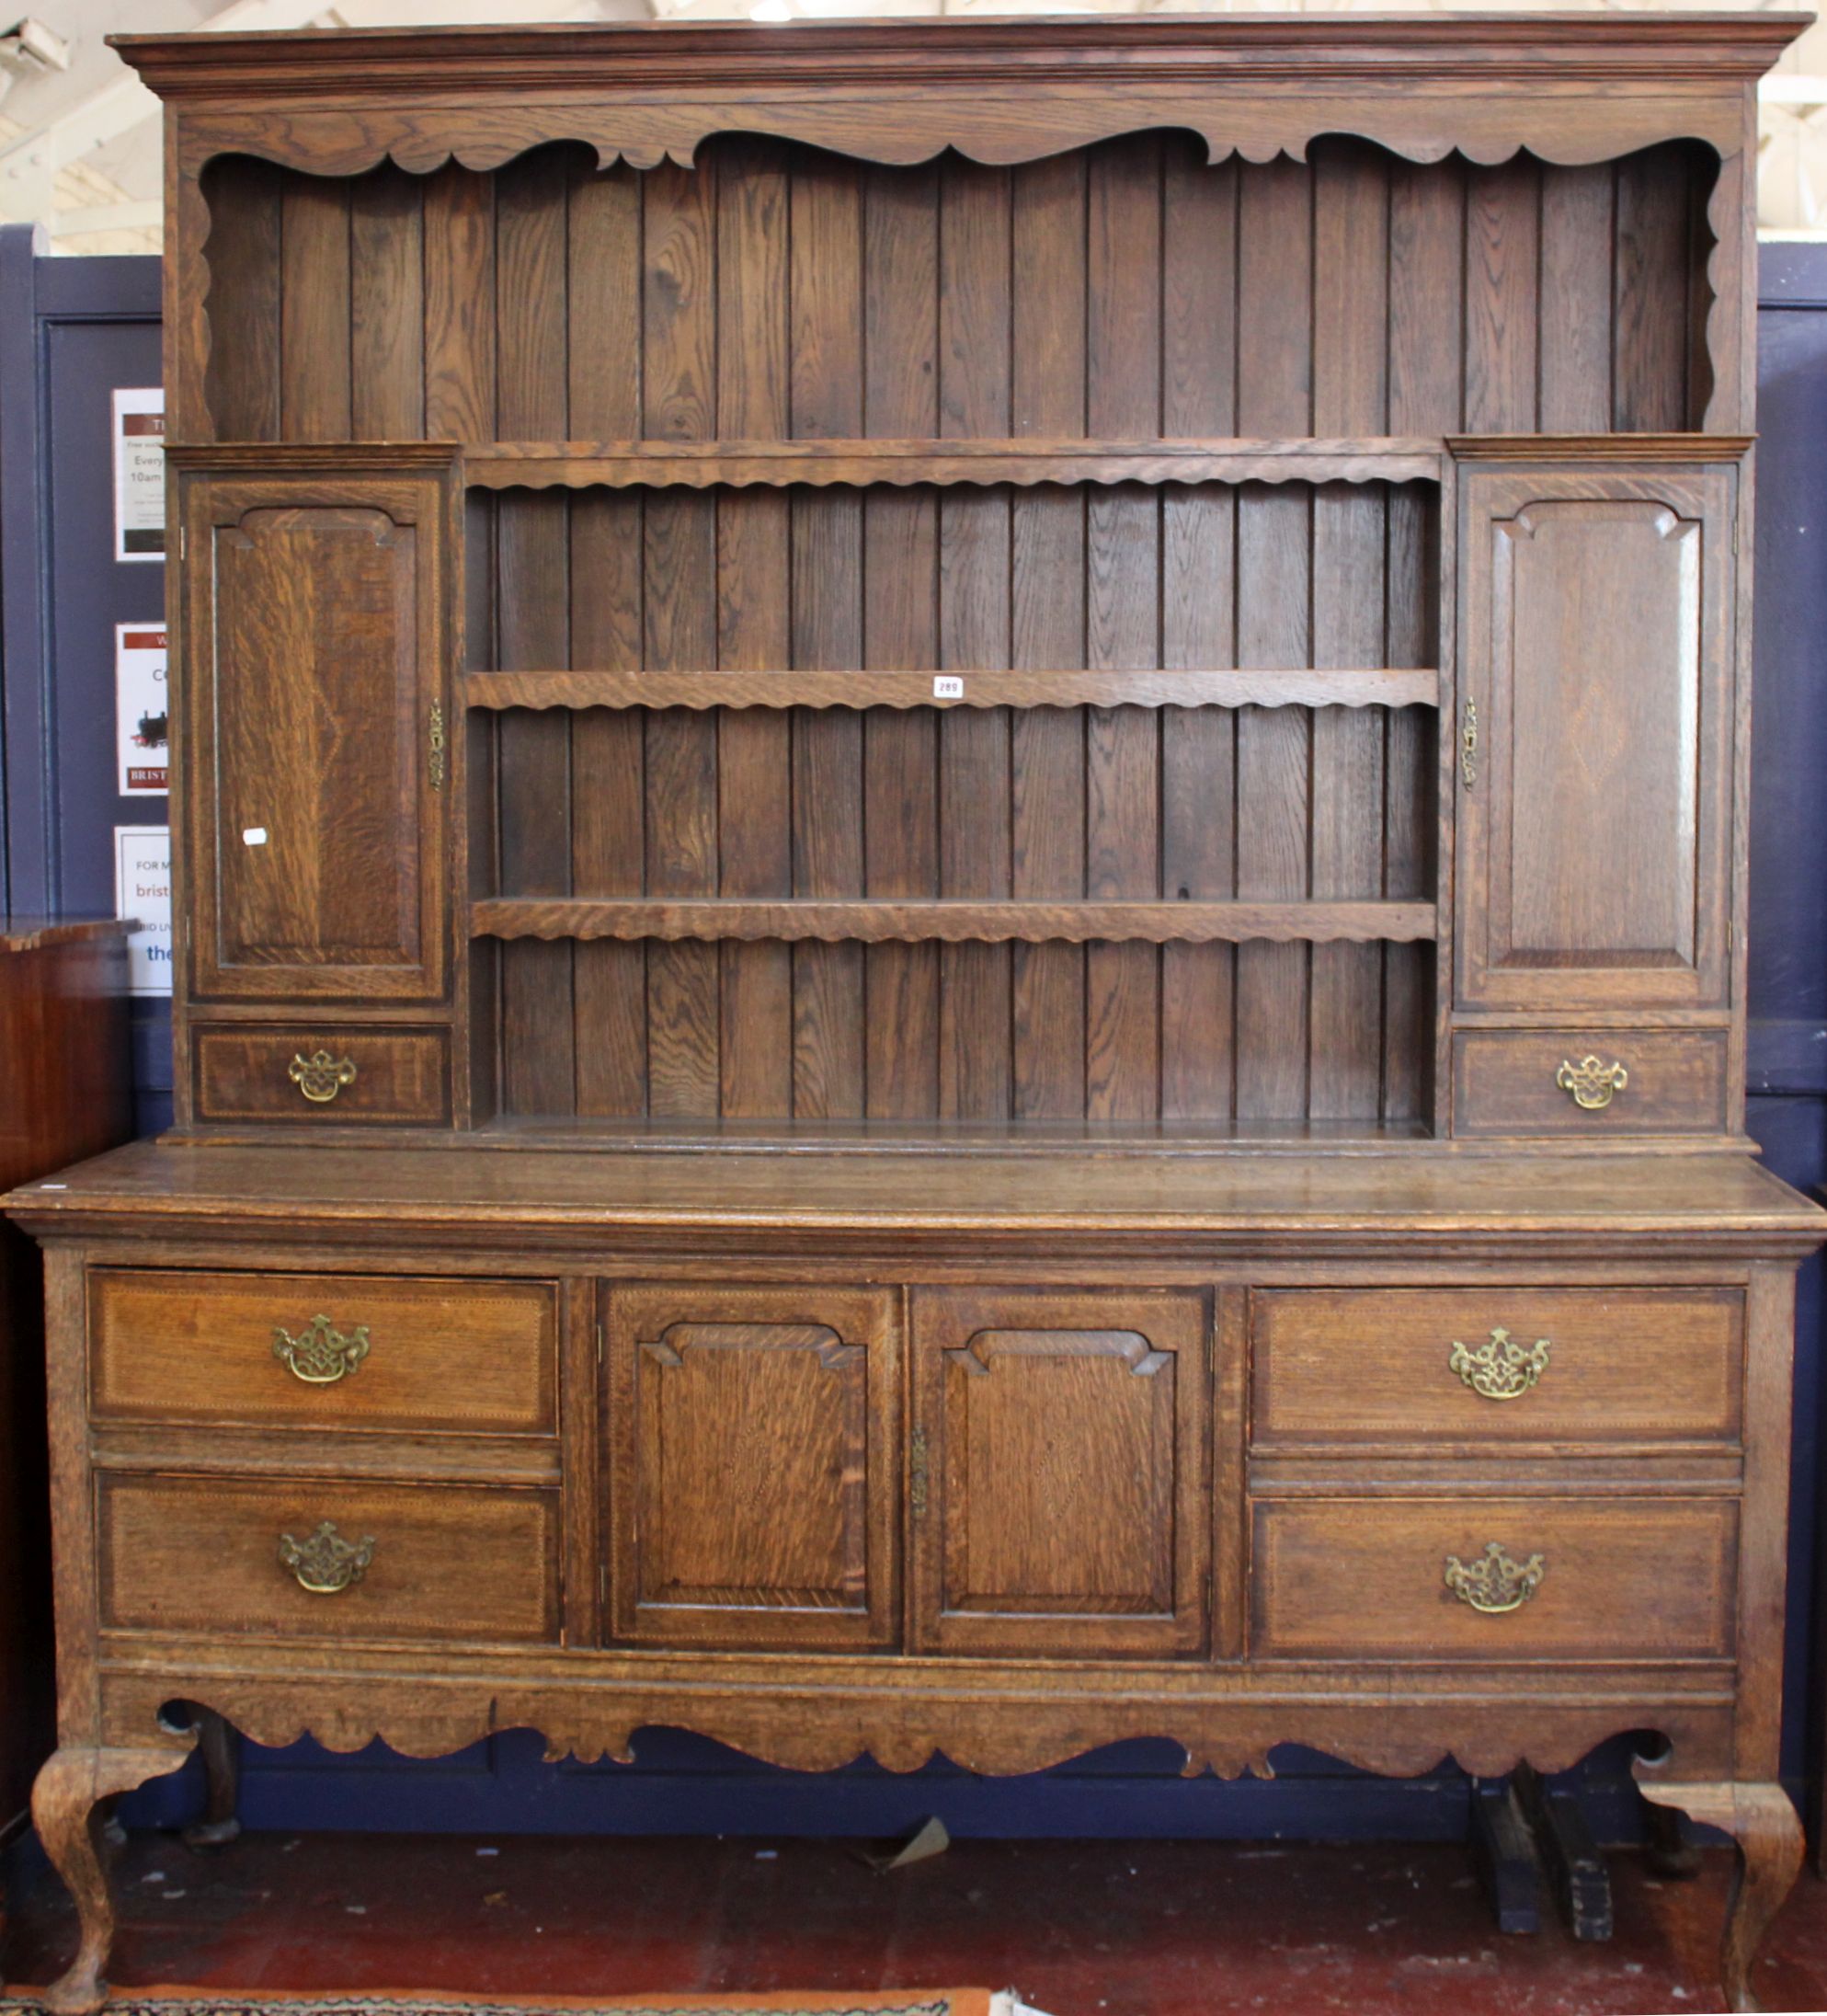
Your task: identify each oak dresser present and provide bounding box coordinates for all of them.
[6,15,1826,2012]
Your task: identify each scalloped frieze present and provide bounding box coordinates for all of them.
[97,1675,1734,1787]
[175,89,1744,187]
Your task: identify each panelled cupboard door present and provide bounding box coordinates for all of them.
[605,1284,899,1650]
[1454,456,1737,1014]
[909,1289,1209,1658]
[179,466,450,1002]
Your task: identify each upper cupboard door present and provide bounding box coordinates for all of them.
[1455,456,1737,1013]
[182,466,450,1002]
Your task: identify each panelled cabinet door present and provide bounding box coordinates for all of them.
[605,1284,899,1649]
[180,463,451,1002]
[909,1289,1209,1658]
[1454,454,1738,1013]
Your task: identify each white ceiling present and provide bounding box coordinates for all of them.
[3,0,1824,251]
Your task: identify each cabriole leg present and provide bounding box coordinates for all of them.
[29,1741,195,2015]
[1631,1765,1802,2013]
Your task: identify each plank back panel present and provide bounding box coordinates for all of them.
[199,136,1715,459]
[192,132,1712,1131]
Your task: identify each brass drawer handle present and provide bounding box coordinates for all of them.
[289,1050,357,1105]
[273,1314,371,1385]
[279,1519,375,1595]
[1444,1541,1545,1616]
[1556,1054,1627,1111]
[1449,1327,1550,1402]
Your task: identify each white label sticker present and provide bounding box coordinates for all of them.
[933,675,965,699]
[243,826,268,846]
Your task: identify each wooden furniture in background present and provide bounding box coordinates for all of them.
[5,16,1824,2013]
[0,921,131,1931]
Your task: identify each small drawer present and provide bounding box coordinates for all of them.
[1251,1288,1741,1447]
[1252,1496,1736,1662]
[90,1269,558,1435]
[193,1025,450,1124]
[97,1474,560,1644]
[1452,1027,1729,1137]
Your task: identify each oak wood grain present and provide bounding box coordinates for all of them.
[34,28,1824,2016]
[90,1270,557,1436]
[471,899,1439,947]
[606,1283,898,1648]
[97,1474,561,1644]
[1251,1286,1742,1447]
[911,1287,1208,1658]
[1252,1495,1738,1662]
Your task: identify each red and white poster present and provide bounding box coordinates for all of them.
[112,386,165,562]
[116,624,168,795]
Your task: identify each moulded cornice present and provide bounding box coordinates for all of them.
[111,15,1812,99]
[111,15,1805,179]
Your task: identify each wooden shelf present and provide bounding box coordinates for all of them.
[462,436,1444,492]
[465,668,1440,713]
[471,899,1438,946]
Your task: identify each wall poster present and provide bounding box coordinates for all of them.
[111,386,164,562]
[116,624,167,795]
[113,825,172,996]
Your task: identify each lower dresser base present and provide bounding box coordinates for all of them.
[6,1140,1822,2014]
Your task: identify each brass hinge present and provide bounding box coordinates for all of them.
[428,700,447,791]
[1460,696,1479,790]
[178,524,186,560]
[596,1321,604,1366]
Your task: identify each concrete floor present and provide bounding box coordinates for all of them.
[6,1829,1827,2015]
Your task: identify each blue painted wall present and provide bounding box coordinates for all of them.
[5,226,1824,1848]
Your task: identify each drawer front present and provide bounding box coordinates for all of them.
[98,1474,559,1644]
[1252,1288,1741,1446]
[1252,1496,1736,1661]
[193,1025,450,1125]
[91,1270,557,1435]
[1452,1027,1729,1137]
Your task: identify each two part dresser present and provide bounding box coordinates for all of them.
[6,14,1826,2012]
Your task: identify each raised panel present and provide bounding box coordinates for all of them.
[1456,459,1735,1012]
[606,1284,898,1648]
[183,467,449,1002]
[1252,1495,1736,1662]
[911,1288,1208,1657]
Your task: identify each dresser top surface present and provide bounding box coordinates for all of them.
[6,1140,1821,1246]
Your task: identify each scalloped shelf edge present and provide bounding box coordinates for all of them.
[464,669,1443,713]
